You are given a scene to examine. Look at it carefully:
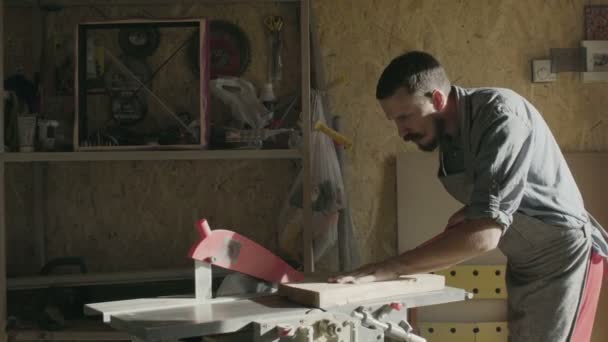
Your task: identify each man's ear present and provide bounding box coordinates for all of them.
[431,90,447,111]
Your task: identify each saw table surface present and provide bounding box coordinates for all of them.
[86,287,468,341]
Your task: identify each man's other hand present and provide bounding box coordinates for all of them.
[327,260,401,284]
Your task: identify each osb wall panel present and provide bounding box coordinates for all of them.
[6,159,298,275]
[3,8,34,80]
[44,160,297,272]
[6,166,36,276]
[4,2,301,275]
[312,0,608,264]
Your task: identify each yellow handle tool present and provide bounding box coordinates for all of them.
[314,121,353,149]
[264,15,284,32]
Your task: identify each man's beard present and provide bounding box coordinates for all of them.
[402,134,438,151]
[417,139,438,152]
[415,117,443,152]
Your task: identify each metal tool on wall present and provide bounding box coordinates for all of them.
[260,15,284,112]
[264,15,283,83]
[118,27,160,58]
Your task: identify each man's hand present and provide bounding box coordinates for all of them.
[327,260,401,284]
[327,217,503,285]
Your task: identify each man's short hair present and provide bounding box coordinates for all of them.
[376,51,451,100]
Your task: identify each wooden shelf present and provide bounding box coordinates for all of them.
[13,329,130,341]
[6,0,300,7]
[0,149,301,162]
[11,320,130,341]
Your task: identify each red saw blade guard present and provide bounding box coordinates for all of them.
[189,219,304,284]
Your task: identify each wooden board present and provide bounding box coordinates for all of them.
[278,273,445,308]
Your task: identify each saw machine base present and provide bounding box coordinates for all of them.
[85,220,472,342]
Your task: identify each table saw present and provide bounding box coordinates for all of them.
[85,220,471,342]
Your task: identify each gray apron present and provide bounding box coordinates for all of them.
[438,151,592,342]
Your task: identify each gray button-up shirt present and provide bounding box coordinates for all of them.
[441,85,608,256]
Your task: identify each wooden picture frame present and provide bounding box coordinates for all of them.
[585,5,608,40]
[74,18,210,151]
[581,40,608,83]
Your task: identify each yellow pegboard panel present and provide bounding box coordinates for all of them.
[418,323,473,342]
[418,322,508,342]
[433,265,507,299]
[475,322,509,342]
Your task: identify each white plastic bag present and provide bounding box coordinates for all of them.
[277,90,345,263]
[210,77,273,129]
[309,91,345,213]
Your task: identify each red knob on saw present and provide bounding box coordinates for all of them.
[197,219,212,238]
[277,324,294,337]
[390,302,403,311]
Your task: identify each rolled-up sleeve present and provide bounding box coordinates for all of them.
[464,110,534,230]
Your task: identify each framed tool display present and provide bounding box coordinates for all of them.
[74,19,211,151]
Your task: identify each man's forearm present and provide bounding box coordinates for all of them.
[389,218,503,275]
